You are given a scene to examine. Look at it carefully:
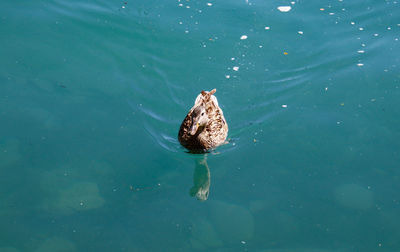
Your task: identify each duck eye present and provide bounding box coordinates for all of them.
[201,112,204,116]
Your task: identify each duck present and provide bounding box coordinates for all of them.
[178,89,228,152]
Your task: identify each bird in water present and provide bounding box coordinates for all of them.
[178,89,228,152]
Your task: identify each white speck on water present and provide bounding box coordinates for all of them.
[207,2,212,6]
[357,50,365,53]
[357,63,364,67]
[178,3,183,6]
[298,31,303,34]
[231,57,235,60]
[329,12,335,15]
[233,66,239,71]
[265,26,270,30]
[291,1,295,4]
[186,5,190,8]
[359,27,364,31]
[225,75,230,79]
[351,21,355,25]
[325,87,328,91]
[185,30,189,33]
[361,43,366,47]
[387,27,392,30]
[259,45,263,48]
[240,35,248,40]
[282,104,288,108]
[179,21,182,24]
[241,241,246,244]
[373,33,379,37]
[277,6,291,12]
[121,6,125,9]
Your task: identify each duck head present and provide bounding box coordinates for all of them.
[189,106,208,135]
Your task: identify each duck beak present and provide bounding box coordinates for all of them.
[190,122,199,135]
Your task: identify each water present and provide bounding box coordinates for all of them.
[1,0,400,251]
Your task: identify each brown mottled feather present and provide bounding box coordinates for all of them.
[178,89,228,152]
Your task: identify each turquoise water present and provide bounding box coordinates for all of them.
[1,0,400,251]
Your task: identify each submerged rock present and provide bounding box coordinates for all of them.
[34,237,76,252]
[56,182,105,212]
[0,247,20,252]
[42,179,105,215]
[334,184,373,210]
[190,218,223,250]
[0,139,21,168]
[40,161,108,214]
[209,201,254,244]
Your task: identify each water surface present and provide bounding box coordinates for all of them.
[1,0,400,251]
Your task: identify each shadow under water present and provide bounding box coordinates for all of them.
[189,155,211,201]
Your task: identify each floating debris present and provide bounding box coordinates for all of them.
[207,2,212,6]
[265,26,270,30]
[320,8,325,11]
[357,50,365,53]
[240,35,248,40]
[359,27,364,31]
[225,75,231,79]
[357,63,364,67]
[298,31,303,35]
[373,33,379,37]
[282,104,288,108]
[277,6,291,12]
[283,52,288,55]
[233,66,239,71]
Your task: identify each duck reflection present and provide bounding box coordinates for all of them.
[189,155,210,201]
